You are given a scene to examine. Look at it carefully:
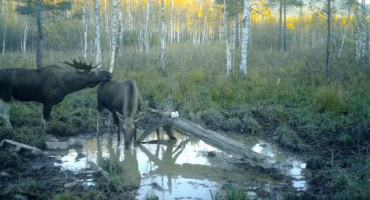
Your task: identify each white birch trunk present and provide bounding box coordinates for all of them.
[22,18,28,53]
[116,0,124,58]
[360,0,366,61]
[239,0,250,78]
[355,3,361,61]
[160,0,165,74]
[177,20,180,43]
[170,0,173,44]
[95,0,102,67]
[105,0,109,32]
[2,1,7,55]
[128,0,131,31]
[224,0,232,77]
[338,9,350,58]
[203,16,207,44]
[82,0,87,61]
[144,0,150,54]
[109,0,117,73]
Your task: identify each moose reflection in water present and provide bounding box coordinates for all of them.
[96,136,141,187]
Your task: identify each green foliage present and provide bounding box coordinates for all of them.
[2,179,49,198]
[275,124,306,151]
[306,157,325,170]
[52,194,79,200]
[338,132,355,145]
[80,190,109,200]
[311,84,350,114]
[0,149,22,169]
[212,187,251,200]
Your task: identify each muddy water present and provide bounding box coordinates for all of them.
[46,130,307,200]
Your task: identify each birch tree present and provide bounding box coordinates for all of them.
[355,1,361,61]
[325,0,331,80]
[22,18,28,53]
[82,0,87,62]
[160,0,166,74]
[360,0,366,63]
[338,6,351,58]
[224,0,232,77]
[95,0,102,67]
[144,0,150,54]
[115,0,124,58]
[2,1,8,55]
[239,0,250,78]
[109,0,117,73]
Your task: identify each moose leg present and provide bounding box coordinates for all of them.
[0,99,12,129]
[96,110,104,137]
[42,104,53,133]
[111,112,121,141]
[108,112,115,135]
[163,124,177,141]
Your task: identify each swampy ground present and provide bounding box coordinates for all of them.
[1,46,370,199]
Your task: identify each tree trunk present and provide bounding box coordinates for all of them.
[128,0,131,31]
[36,0,43,69]
[160,0,165,74]
[278,0,282,51]
[224,0,232,77]
[355,2,361,62]
[104,0,108,32]
[360,0,366,63]
[178,20,180,43]
[338,9,350,58]
[94,0,102,67]
[2,1,7,55]
[115,0,124,58]
[170,0,173,44]
[283,0,286,51]
[144,0,150,54]
[325,0,331,80]
[239,0,250,78]
[109,0,117,73]
[22,18,28,53]
[82,0,87,62]
[203,16,207,44]
[235,12,240,48]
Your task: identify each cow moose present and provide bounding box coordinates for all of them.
[0,59,113,132]
[96,80,142,149]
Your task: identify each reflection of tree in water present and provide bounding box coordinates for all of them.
[138,138,222,193]
[96,137,141,187]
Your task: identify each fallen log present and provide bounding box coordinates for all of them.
[141,108,280,174]
[165,118,279,172]
[0,139,43,156]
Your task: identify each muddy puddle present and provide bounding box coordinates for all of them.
[45,130,307,200]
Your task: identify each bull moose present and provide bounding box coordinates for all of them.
[0,59,113,132]
[96,80,142,149]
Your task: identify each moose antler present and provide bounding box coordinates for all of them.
[60,58,100,72]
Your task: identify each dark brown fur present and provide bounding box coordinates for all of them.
[0,64,112,131]
[96,80,142,148]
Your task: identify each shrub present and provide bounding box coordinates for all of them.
[311,84,350,114]
[275,124,306,151]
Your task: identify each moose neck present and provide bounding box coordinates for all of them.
[61,71,99,94]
